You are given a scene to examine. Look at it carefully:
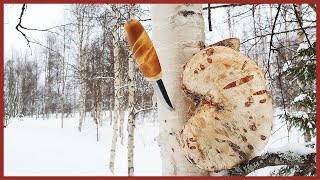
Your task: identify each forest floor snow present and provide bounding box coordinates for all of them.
[4,109,312,176]
[4,111,161,176]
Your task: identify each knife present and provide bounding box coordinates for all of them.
[124,19,174,110]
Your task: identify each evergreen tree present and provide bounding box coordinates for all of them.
[283,42,316,141]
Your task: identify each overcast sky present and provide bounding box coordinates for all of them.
[4,4,226,60]
[4,4,66,59]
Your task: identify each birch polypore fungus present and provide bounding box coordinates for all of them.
[179,42,273,172]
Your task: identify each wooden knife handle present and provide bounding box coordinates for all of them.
[124,19,162,80]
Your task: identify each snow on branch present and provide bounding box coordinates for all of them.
[227,144,316,176]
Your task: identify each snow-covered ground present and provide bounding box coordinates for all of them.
[4,111,161,176]
[4,109,314,176]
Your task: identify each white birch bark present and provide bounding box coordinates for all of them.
[127,4,136,176]
[109,109,113,125]
[78,47,86,132]
[151,4,209,176]
[109,4,120,174]
[295,4,304,47]
[294,4,310,143]
[77,6,87,132]
[119,109,125,144]
[61,25,66,129]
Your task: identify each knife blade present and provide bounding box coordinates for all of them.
[124,19,174,110]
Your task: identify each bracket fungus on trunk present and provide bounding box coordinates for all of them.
[179,40,273,172]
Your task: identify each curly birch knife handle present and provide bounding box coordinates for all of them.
[124,19,162,81]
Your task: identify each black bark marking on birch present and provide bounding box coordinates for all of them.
[198,41,206,50]
[178,10,196,17]
[187,156,197,165]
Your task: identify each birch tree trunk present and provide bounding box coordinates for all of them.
[227,7,232,37]
[295,4,304,47]
[127,4,136,176]
[78,48,86,132]
[119,107,125,144]
[151,4,209,176]
[76,6,86,132]
[61,25,66,129]
[109,4,120,174]
[294,4,310,143]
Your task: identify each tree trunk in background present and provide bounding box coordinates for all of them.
[119,108,125,144]
[127,4,136,176]
[295,4,304,47]
[77,6,87,132]
[151,4,209,176]
[109,110,113,125]
[227,7,232,37]
[109,4,120,174]
[294,4,310,143]
[78,47,86,132]
[61,25,66,128]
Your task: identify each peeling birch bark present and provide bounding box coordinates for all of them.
[152,4,209,176]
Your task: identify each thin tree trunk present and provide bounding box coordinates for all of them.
[109,109,113,125]
[78,46,86,132]
[109,4,120,174]
[61,25,66,128]
[294,4,310,143]
[227,7,232,37]
[295,4,304,47]
[119,110,125,145]
[127,4,136,176]
[151,4,209,176]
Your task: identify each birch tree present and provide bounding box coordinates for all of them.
[72,5,88,132]
[109,4,120,174]
[151,4,209,176]
[127,4,136,176]
[60,25,66,128]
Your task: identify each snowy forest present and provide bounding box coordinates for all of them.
[4,4,316,176]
